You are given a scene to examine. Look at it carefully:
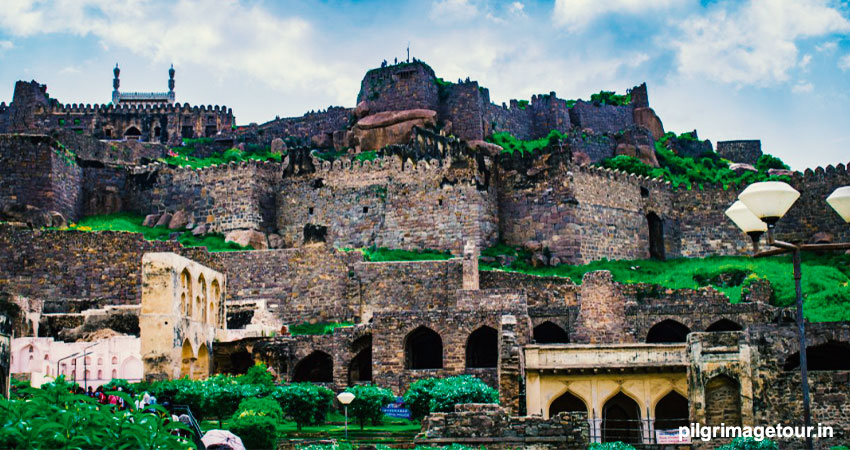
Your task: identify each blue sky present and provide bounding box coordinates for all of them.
[1,0,848,169]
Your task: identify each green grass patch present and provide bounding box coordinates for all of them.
[313,149,348,161]
[517,99,529,110]
[56,213,251,252]
[597,131,792,190]
[487,129,569,155]
[480,244,850,322]
[288,321,355,336]
[355,150,378,162]
[160,139,282,169]
[590,90,631,106]
[361,246,454,262]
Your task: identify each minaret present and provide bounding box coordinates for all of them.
[112,64,120,104]
[167,64,175,104]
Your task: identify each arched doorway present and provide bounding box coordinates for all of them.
[180,269,192,317]
[647,212,665,260]
[783,341,850,371]
[646,320,690,343]
[121,357,143,382]
[197,274,207,323]
[196,344,210,380]
[230,350,254,374]
[654,391,689,431]
[706,319,743,332]
[549,391,587,418]
[124,126,142,140]
[293,351,333,382]
[602,392,642,444]
[404,326,442,369]
[533,322,569,344]
[705,375,741,426]
[180,340,194,379]
[466,326,498,368]
[349,335,372,384]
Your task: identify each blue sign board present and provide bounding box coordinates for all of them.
[381,397,411,419]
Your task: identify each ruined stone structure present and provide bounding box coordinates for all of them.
[1,60,849,448]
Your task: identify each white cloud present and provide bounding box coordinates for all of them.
[0,0,356,103]
[0,40,12,52]
[58,66,80,75]
[792,81,814,93]
[552,0,686,32]
[840,54,850,71]
[672,0,850,85]
[816,40,839,53]
[430,0,479,21]
[508,2,526,17]
[800,54,812,69]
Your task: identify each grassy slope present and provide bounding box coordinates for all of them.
[481,244,850,322]
[60,213,251,252]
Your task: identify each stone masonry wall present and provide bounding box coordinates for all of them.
[127,160,280,233]
[256,107,351,143]
[0,134,82,221]
[357,62,439,114]
[716,140,762,165]
[277,151,498,255]
[571,271,635,344]
[568,101,634,134]
[439,82,485,141]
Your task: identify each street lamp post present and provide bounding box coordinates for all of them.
[725,182,850,450]
[337,391,356,440]
[56,352,80,381]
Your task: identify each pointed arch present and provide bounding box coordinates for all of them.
[602,392,642,443]
[783,341,850,371]
[180,339,194,378]
[196,344,210,380]
[124,126,142,139]
[466,326,498,368]
[706,319,743,332]
[210,279,221,326]
[549,390,587,418]
[533,321,570,344]
[705,375,741,426]
[654,390,689,430]
[121,356,143,381]
[646,319,690,343]
[293,351,333,382]
[180,268,192,317]
[197,274,207,322]
[349,334,372,384]
[404,326,443,369]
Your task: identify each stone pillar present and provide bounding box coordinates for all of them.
[571,271,634,344]
[498,314,521,414]
[462,240,479,290]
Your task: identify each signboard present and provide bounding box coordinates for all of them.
[656,429,691,444]
[381,397,411,419]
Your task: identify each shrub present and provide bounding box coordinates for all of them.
[403,378,439,421]
[428,375,499,413]
[0,380,192,449]
[273,383,334,430]
[589,90,631,106]
[487,129,568,155]
[362,246,453,262]
[103,378,135,395]
[589,443,637,450]
[228,413,278,450]
[717,437,779,450]
[239,363,275,387]
[235,396,284,421]
[288,321,354,336]
[344,384,396,429]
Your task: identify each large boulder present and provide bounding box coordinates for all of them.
[350,109,437,151]
[467,140,502,157]
[729,163,757,174]
[270,138,287,154]
[142,214,160,228]
[616,143,659,168]
[355,101,370,119]
[633,107,665,140]
[168,210,190,230]
[311,133,333,149]
[224,229,268,250]
[0,204,61,228]
[155,213,172,228]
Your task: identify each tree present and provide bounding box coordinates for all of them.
[428,375,498,413]
[238,363,275,387]
[344,384,395,430]
[273,383,334,430]
[717,438,779,450]
[403,378,438,421]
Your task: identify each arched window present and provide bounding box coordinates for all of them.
[85,356,91,365]
[646,320,690,343]
[705,375,741,426]
[706,319,743,332]
[404,326,443,370]
[197,274,207,322]
[97,369,103,380]
[210,280,221,327]
[180,269,192,317]
[97,357,103,365]
[783,341,850,371]
[654,391,689,430]
[293,351,333,382]
[533,321,570,344]
[647,212,665,260]
[111,369,117,379]
[349,335,372,384]
[549,391,587,418]
[465,326,498,368]
[180,340,194,378]
[602,392,642,443]
[124,126,142,140]
[112,356,118,365]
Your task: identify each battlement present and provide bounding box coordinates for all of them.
[47,102,232,116]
